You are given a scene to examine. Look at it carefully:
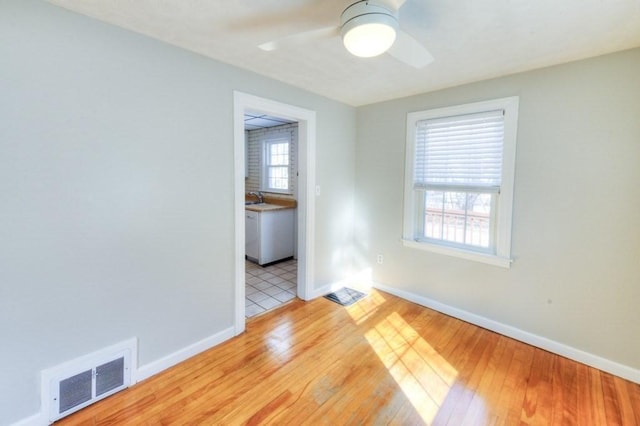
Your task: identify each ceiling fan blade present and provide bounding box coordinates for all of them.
[381,0,407,12]
[259,26,339,52]
[387,29,434,68]
[369,0,407,12]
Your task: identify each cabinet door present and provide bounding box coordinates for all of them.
[260,209,294,264]
[245,211,259,261]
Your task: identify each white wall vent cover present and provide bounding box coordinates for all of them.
[41,338,137,423]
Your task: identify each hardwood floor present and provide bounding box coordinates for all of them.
[58,289,640,425]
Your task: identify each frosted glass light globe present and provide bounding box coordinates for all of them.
[343,22,397,58]
[341,2,398,58]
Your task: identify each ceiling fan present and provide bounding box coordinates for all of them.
[258,0,434,69]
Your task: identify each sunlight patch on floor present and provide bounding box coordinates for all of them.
[365,311,458,423]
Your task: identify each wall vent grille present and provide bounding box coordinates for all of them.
[41,338,137,423]
[58,369,93,414]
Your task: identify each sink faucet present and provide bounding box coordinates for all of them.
[248,191,264,203]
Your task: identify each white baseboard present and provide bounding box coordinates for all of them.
[13,327,236,426]
[11,412,46,426]
[373,282,640,385]
[308,281,346,300]
[308,271,374,300]
[136,327,235,383]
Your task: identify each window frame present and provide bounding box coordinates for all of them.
[261,135,292,194]
[402,96,519,268]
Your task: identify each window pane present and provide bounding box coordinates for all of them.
[424,191,444,240]
[268,142,289,166]
[268,166,288,190]
[264,139,290,192]
[442,192,467,244]
[422,190,492,250]
[464,193,492,248]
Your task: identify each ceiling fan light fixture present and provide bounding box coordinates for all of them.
[341,2,398,58]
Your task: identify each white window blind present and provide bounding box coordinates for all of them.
[414,109,505,193]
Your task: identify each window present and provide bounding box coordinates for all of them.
[403,97,519,268]
[262,137,290,193]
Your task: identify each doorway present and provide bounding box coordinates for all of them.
[233,92,316,335]
[244,113,298,317]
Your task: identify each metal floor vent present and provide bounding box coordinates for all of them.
[41,338,137,423]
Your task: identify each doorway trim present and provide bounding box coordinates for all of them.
[233,91,316,335]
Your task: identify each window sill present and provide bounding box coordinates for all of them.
[260,189,293,196]
[401,239,512,269]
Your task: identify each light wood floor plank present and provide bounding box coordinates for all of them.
[520,348,554,425]
[56,289,640,425]
[434,328,496,425]
[603,370,625,425]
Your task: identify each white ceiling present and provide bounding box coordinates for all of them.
[45,0,640,106]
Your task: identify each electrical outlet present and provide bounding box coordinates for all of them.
[377,254,384,264]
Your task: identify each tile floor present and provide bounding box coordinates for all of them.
[245,258,297,318]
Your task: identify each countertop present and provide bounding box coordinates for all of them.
[245,203,295,212]
[245,194,297,212]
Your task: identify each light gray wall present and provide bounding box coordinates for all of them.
[0,0,355,423]
[355,48,640,372]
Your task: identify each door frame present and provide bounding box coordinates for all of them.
[233,91,316,335]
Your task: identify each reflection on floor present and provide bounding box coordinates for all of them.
[245,259,297,318]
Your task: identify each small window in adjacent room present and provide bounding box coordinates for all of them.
[262,137,291,193]
[402,97,519,268]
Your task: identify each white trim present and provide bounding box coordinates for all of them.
[135,327,235,382]
[308,281,348,300]
[10,412,46,426]
[495,97,519,258]
[297,118,316,301]
[234,92,316,335]
[234,93,247,334]
[308,269,375,300]
[401,239,512,268]
[403,96,519,265]
[17,330,235,426]
[373,282,640,385]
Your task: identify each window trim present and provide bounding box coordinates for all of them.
[261,135,292,194]
[402,96,519,268]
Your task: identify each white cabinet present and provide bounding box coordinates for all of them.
[245,208,294,265]
[245,210,260,261]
